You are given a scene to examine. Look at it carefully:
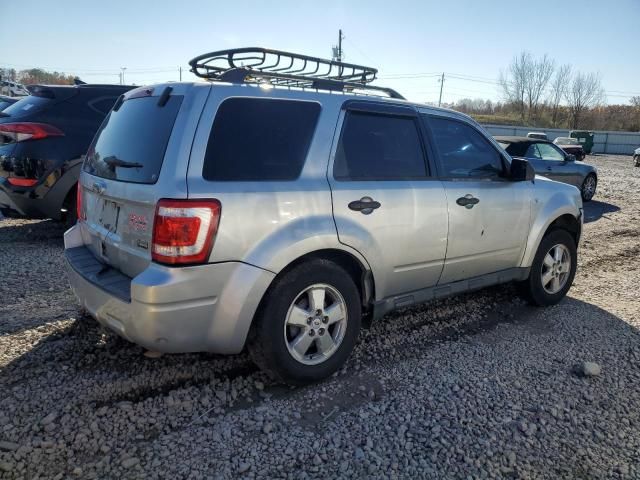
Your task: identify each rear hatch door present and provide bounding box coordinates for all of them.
[80,83,210,278]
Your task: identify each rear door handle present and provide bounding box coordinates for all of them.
[456,194,480,209]
[348,197,381,215]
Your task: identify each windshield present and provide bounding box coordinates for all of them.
[556,137,579,145]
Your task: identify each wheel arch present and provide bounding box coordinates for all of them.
[253,248,376,331]
[520,184,582,268]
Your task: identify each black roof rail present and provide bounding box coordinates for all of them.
[188,47,405,99]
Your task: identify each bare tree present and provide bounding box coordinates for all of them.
[499,51,530,122]
[525,54,555,122]
[565,72,605,129]
[631,96,640,108]
[548,64,572,127]
[500,51,555,123]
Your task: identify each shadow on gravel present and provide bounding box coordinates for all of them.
[583,200,620,224]
[0,218,66,242]
[2,284,640,478]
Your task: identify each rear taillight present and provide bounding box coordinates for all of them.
[0,122,64,142]
[7,178,37,187]
[76,182,85,221]
[151,199,221,265]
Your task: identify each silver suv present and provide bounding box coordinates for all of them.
[64,49,583,384]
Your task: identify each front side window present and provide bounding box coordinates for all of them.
[203,98,320,181]
[536,143,565,161]
[525,144,542,159]
[428,116,504,178]
[334,111,427,180]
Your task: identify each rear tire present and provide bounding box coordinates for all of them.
[580,174,597,202]
[520,229,577,307]
[248,259,361,385]
[634,155,640,167]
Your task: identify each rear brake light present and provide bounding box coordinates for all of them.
[0,122,64,142]
[76,182,85,221]
[152,199,221,265]
[7,178,38,187]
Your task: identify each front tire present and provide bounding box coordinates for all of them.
[248,259,362,385]
[521,229,577,306]
[580,174,597,202]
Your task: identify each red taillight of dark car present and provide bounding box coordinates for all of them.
[7,178,38,187]
[151,199,221,265]
[0,122,64,142]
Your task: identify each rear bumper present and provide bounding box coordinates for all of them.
[64,224,275,354]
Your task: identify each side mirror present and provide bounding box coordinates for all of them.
[509,158,535,182]
[565,154,576,162]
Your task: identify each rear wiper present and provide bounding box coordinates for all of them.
[103,156,143,168]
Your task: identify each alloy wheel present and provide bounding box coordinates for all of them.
[284,284,348,365]
[541,244,571,294]
[582,175,596,200]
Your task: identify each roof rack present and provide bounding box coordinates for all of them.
[188,47,404,99]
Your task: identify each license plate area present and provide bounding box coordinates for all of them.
[98,199,121,234]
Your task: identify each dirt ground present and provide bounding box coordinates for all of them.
[0,154,639,479]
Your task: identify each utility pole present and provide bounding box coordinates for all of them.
[438,72,445,107]
[333,29,345,62]
[120,67,127,85]
[179,67,182,82]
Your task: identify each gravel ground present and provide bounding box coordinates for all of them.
[1,154,639,479]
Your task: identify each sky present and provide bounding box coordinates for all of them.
[2,0,639,105]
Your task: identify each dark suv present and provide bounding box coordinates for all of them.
[0,84,133,224]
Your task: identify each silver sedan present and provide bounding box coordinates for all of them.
[495,136,598,201]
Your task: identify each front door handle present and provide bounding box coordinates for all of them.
[456,194,480,209]
[348,196,381,215]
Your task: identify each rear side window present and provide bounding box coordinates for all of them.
[334,111,427,180]
[203,98,320,181]
[83,95,183,184]
[428,116,504,178]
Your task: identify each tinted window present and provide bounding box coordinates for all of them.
[2,96,52,118]
[83,95,183,184]
[334,112,426,180]
[203,98,320,181]
[525,144,541,159]
[88,97,119,116]
[428,117,503,178]
[536,143,565,161]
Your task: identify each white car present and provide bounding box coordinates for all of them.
[0,81,29,97]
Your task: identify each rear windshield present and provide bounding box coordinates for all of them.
[2,96,52,118]
[83,95,183,184]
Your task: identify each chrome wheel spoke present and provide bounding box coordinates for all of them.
[541,270,554,287]
[324,303,345,325]
[553,247,563,262]
[288,306,311,328]
[316,333,336,354]
[291,331,314,357]
[551,276,560,293]
[543,254,555,268]
[308,288,326,313]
